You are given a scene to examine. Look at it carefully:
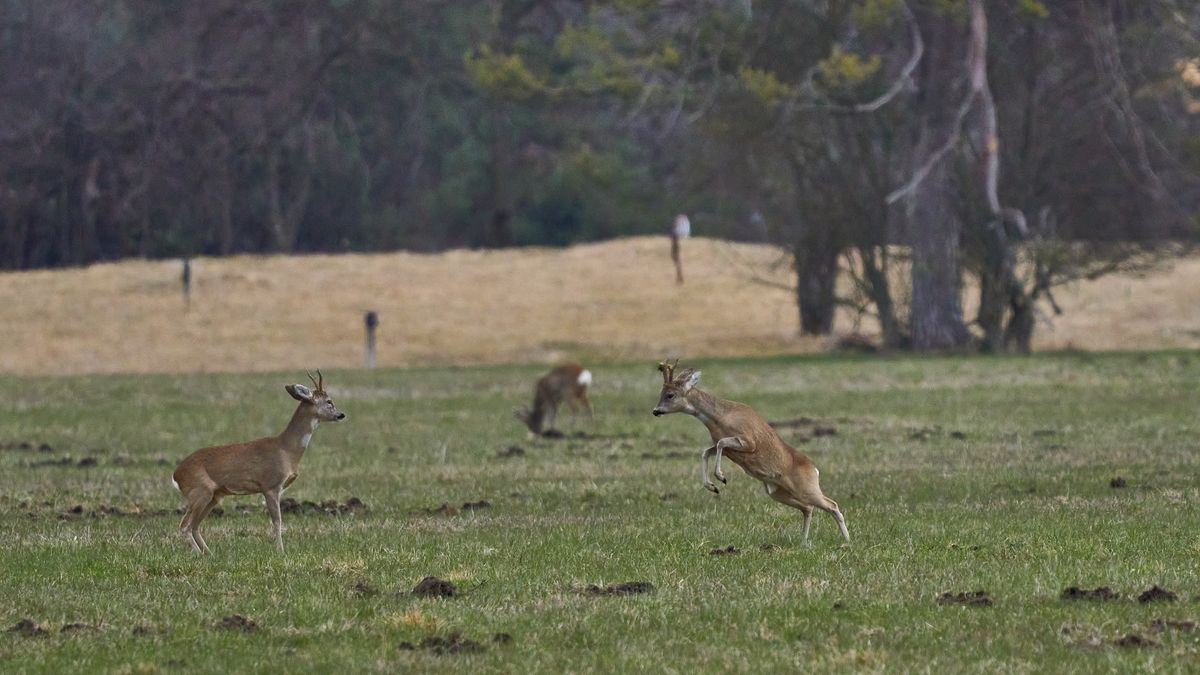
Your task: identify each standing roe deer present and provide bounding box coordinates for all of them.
[651,360,849,545]
[171,371,346,553]
[514,363,593,436]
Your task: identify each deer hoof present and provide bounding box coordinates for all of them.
[704,482,720,494]
[716,472,727,484]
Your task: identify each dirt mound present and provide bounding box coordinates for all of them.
[279,497,367,516]
[708,545,740,556]
[57,503,178,520]
[0,441,54,453]
[937,590,994,606]
[1149,618,1197,632]
[1061,586,1119,601]
[420,500,491,516]
[399,632,486,655]
[1138,586,1178,603]
[582,581,655,596]
[1110,476,1127,488]
[1113,633,1157,648]
[411,576,458,598]
[216,614,258,632]
[8,619,46,636]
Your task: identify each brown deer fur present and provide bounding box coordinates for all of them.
[651,359,849,545]
[171,371,345,553]
[514,363,593,435]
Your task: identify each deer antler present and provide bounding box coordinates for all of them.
[306,369,324,394]
[658,358,678,383]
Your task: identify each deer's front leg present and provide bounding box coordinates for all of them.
[264,488,285,553]
[700,445,719,493]
[712,437,747,485]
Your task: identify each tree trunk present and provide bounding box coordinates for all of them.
[903,5,974,351]
[860,245,906,348]
[1003,295,1035,354]
[975,223,1009,352]
[267,144,313,253]
[909,157,969,350]
[793,234,837,335]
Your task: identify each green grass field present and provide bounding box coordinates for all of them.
[2,352,1199,673]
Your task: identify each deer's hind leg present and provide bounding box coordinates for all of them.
[577,388,594,420]
[766,486,816,545]
[180,486,215,553]
[191,496,221,554]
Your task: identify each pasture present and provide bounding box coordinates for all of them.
[2,351,1199,673]
[3,237,1200,376]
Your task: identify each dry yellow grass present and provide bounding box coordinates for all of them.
[1,235,1198,376]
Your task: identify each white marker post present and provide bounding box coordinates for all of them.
[670,214,690,284]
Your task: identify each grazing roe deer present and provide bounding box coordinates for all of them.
[514,363,593,435]
[172,371,345,553]
[651,360,849,545]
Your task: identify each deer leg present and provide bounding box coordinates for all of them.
[712,437,746,485]
[178,505,199,552]
[700,445,719,493]
[765,487,817,546]
[191,497,221,554]
[583,393,594,420]
[180,487,213,553]
[264,488,285,553]
[817,497,850,544]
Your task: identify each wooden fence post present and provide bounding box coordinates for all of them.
[364,310,379,369]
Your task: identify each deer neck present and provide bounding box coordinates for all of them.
[527,394,551,433]
[685,388,731,436]
[280,403,320,461]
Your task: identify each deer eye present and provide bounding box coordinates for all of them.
[666,393,675,400]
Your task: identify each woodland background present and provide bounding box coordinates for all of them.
[3,0,1199,351]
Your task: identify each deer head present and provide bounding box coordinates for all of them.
[652,359,701,416]
[285,370,346,422]
[513,405,543,434]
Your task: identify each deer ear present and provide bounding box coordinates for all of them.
[286,384,314,402]
[682,370,702,392]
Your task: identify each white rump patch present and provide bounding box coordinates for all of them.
[577,370,592,387]
[171,478,180,492]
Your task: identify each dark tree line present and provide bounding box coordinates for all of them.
[2,1,1199,352]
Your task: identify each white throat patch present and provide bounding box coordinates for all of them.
[300,433,312,448]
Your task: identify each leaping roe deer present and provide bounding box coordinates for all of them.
[651,360,849,545]
[514,363,593,436]
[172,371,346,554]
